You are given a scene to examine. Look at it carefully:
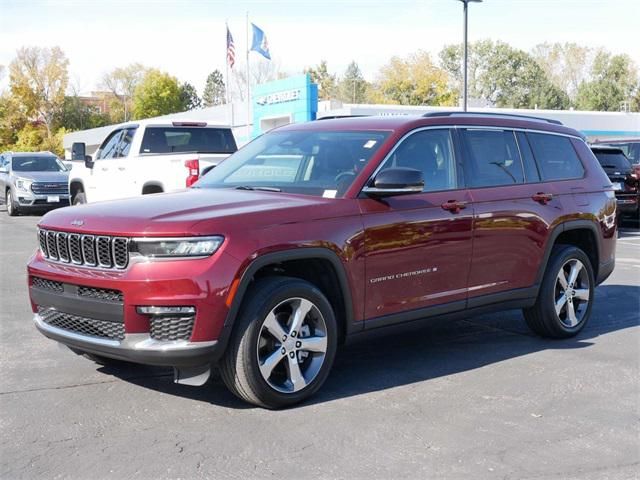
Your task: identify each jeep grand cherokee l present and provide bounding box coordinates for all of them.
[27,112,616,408]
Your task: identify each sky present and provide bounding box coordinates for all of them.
[0,0,638,95]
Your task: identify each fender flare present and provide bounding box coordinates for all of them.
[216,247,357,355]
[141,181,164,194]
[534,219,602,286]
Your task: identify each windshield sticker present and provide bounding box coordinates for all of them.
[363,140,377,149]
[322,189,337,199]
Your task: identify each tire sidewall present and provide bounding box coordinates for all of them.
[73,192,86,206]
[7,190,17,216]
[238,279,338,408]
[541,246,595,336]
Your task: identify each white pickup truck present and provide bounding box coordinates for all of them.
[69,120,237,204]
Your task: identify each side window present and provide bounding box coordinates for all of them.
[115,128,137,158]
[460,129,524,187]
[527,133,584,181]
[97,130,123,160]
[383,129,457,192]
[515,132,541,182]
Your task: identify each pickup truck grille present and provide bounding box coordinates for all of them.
[31,182,69,195]
[38,229,129,269]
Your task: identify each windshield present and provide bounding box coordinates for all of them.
[594,151,632,170]
[140,127,237,154]
[12,156,66,172]
[195,130,389,197]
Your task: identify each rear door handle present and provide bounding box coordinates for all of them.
[117,167,126,171]
[441,200,467,213]
[532,192,553,204]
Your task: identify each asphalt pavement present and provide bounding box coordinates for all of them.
[1,209,638,480]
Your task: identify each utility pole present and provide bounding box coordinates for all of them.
[456,0,482,111]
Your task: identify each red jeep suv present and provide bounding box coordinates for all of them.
[28,112,617,408]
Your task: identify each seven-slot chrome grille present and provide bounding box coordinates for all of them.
[38,228,129,269]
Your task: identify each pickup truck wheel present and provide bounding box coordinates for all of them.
[220,277,337,409]
[523,245,594,339]
[73,192,86,205]
[6,190,19,216]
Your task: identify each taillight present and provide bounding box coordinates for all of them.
[185,159,199,187]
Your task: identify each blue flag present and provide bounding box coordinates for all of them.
[250,23,271,60]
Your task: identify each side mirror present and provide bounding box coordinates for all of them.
[362,167,424,197]
[84,156,94,169]
[71,142,86,161]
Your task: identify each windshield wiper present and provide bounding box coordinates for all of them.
[234,185,282,192]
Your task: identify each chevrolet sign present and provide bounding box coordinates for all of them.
[256,89,301,106]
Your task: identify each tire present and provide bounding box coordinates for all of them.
[73,191,86,205]
[6,190,19,216]
[220,276,338,409]
[523,245,595,339]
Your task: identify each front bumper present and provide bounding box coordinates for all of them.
[16,191,70,208]
[34,313,219,366]
[615,193,639,215]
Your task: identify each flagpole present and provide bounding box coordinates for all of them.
[225,21,230,126]
[246,11,251,140]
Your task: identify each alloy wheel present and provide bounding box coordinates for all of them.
[554,259,590,328]
[256,297,328,393]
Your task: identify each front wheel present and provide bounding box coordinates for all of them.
[524,245,595,338]
[72,191,86,205]
[6,190,19,216]
[220,277,338,409]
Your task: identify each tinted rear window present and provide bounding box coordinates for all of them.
[593,151,632,170]
[140,127,237,154]
[460,129,524,187]
[527,133,584,181]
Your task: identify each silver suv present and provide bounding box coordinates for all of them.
[0,152,70,216]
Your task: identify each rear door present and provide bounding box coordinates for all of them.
[360,127,474,322]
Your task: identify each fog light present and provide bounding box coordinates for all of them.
[137,306,195,316]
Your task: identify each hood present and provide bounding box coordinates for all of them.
[13,171,69,182]
[39,188,355,236]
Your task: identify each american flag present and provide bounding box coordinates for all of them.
[226,26,235,69]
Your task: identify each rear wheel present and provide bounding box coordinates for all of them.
[72,191,86,205]
[220,277,337,409]
[6,190,19,216]
[524,245,594,338]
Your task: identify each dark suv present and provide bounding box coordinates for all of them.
[590,145,639,219]
[27,112,616,408]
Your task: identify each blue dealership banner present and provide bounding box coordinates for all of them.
[250,23,271,60]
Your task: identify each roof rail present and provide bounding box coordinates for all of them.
[422,111,563,126]
[315,115,369,121]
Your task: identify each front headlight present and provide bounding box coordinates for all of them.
[15,178,33,192]
[131,236,224,258]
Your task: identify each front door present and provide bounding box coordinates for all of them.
[85,129,123,203]
[359,128,473,322]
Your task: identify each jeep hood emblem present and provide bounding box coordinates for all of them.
[71,219,84,226]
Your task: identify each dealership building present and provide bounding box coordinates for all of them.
[64,74,640,157]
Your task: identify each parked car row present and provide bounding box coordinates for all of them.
[28,112,618,408]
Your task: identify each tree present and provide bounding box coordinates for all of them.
[338,61,368,103]
[132,69,184,119]
[9,46,69,137]
[532,42,590,101]
[576,51,637,111]
[230,58,281,101]
[202,70,226,106]
[439,40,570,109]
[101,63,147,122]
[55,96,110,131]
[179,82,202,110]
[305,60,337,100]
[0,93,28,150]
[369,51,456,106]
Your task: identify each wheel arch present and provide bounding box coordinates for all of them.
[220,248,356,353]
[141,182,164,194]
[535,220,602,288]
[69,179,84,199]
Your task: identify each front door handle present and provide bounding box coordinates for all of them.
[532,192,553,204]
[441,200,467,214]
[100,167,109,172]
[117,167,126,171]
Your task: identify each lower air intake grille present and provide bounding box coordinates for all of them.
[150,316,195,341]
[38,307,125,341]
[32,277,64,293]
[77,286,123,302]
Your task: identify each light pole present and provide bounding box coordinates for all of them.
[457,0,482,112]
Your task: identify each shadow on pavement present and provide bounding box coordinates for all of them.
[96,284,640,409]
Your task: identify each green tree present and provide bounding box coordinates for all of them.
[202,70,226,106]
[9,46,69,137]
[101,63,147,122]
[439,40,569,109]
[338,61,368,103]
[369,51,456,106]
[55,96,110,131]
[576,51,637,111]
[305,60,337,100]
[132,69,184,119]
[179,82,201,110]
[0,93,28,150]
[532,42,589,102]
